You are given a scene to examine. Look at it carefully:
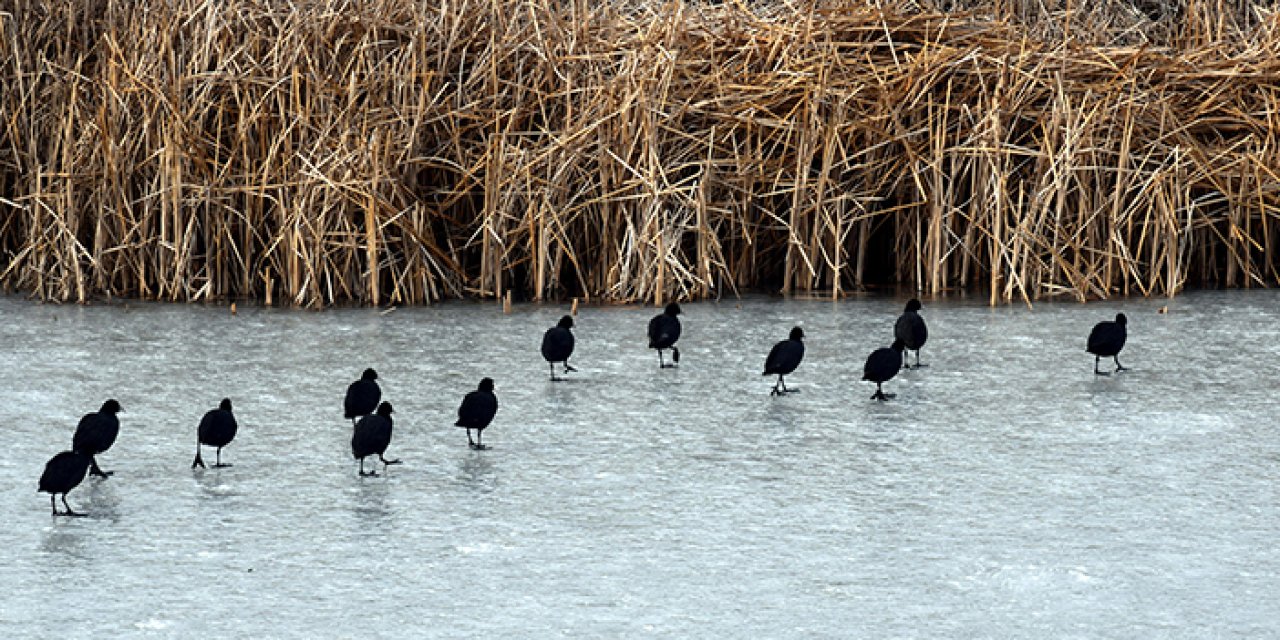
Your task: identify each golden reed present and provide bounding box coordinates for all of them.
[1,0,1276,307]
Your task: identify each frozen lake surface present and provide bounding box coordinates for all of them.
[1,292,1278,638]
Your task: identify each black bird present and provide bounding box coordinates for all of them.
[38,450,92,516]
[541,315,577,381]
[763,326,806,395]
[1087,313,1128,375]
[192,398,238,469]
[344,368,381,424]
[455,378,499,449]
[894,298,928,369]
[352,401,400,477]
[72,399,122,478]
[864,339,906,400]
[648,302,683,368]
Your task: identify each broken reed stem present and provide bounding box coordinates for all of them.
[2,0,1279,307]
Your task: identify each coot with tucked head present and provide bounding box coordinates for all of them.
[455,378,498,449]
[763,327,806,395]
[894,299,928,369]
[72,399,122,478]
[1087,313,1128,375]
[38,451,92,516]
[352,401,400,477]
[648,303,683,368]
[344,368,381,423]
[864,339,906,400]
[193,398,238,469]
[541,316,577,381]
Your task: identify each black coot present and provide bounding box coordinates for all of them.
[648,303,683,368]
[864,339,906,400]
[541,316,577,381]
[894,299,928,369]
[763,327,806,395]
[455,378,499,449]
[344,368,381,423]
[72,399,122,478]
[352,401,400,477]
[38,451,92,516]
[192,398,238,469]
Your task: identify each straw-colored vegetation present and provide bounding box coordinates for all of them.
[1,0,1278,307]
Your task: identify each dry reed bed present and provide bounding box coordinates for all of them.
[1,0,1278,306]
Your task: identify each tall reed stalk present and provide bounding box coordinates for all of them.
[2,0,1278,306]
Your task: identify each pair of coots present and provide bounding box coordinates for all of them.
[342,368,400,475]
[862,299,930,401]
[342,369,399,475]
[539,303,685,380]
[38,399,123,516]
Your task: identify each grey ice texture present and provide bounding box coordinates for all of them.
[1,292,1277,638]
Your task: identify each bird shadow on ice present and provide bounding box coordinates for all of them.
[79,478,123,524]
[40,521,92,560]
[454,451,498,494]
[192,467,240,501]
[350,477,391,521]
[541,375,604,388]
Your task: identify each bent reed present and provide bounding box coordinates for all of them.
[1,0,1277,307]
